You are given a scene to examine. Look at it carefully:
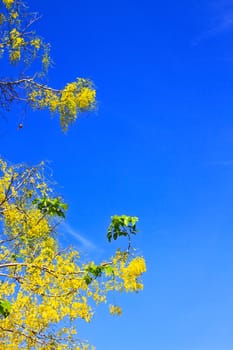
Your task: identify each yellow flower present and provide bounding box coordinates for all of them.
[109,305,122,316]
[30,38,41,49]
[3,0,14,9]
[11,11,18,18]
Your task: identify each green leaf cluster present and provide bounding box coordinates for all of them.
[33,197,68,218]
[84,264,114,285]
[84,264,105,285]
[107,215,138,242]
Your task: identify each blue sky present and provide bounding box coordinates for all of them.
[1,0,233,349]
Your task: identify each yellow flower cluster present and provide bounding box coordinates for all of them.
[28,79,96,131]
[0,2,49,69]
[4,206,50,238]
[111,252,146,293]
[8,35,41,63]
[126,257,147,276]
[30,38,41,49]
[2,0,14,9]
[26,209,50,238]
[59,82,96,130]
[109,305,122,316]
[76,87,96,109]
[121,257,146,292]
[0,179,9,203]
[0,281,15,300]
[9,28,25,61]
[10,29,23,47]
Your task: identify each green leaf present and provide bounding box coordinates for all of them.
[0,300,11,318]
[104,265,114,276]
[86,264,103,278]
[83,274,92,285]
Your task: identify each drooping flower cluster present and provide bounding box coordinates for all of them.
[28,78,96,131]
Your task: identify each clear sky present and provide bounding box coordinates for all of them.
[1,0,233,349]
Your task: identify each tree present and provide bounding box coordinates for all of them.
[0,1,146,349]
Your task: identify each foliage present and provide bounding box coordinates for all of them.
[0,159,146,349]
[107,215,138,242]
[32,197,68,219]
[0,0,146,349]
[0,0,96,131]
